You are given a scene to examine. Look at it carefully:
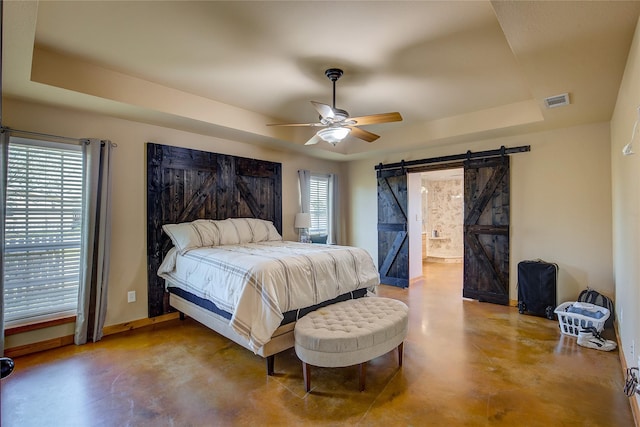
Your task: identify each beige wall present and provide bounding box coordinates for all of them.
[3,98,344,348]
[347,122,613,306]
[611,16,640,383]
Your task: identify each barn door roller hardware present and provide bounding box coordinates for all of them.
[375,145,530,172]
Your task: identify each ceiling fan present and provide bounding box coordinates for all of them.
[267,68,403,146]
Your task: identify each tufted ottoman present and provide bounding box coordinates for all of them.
[294,296,409,392]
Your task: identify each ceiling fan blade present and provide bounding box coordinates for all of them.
[349,112,402,126]
[349,126,380,143]
[304,134,323,146]
[266,122,323,127]
[311,101,335,120]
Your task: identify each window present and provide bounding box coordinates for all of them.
[3,138,84,327]
[309,173,329,237]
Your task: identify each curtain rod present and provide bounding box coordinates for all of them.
[0,126,116,147]
[375,145,530,172]
[1,126,90,143]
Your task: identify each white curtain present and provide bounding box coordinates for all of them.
[75,139,114,344]
[0,130,9,354]
[327,173,341,245]
[298,169,310,214]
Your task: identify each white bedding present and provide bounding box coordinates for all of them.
[158,241,379,352]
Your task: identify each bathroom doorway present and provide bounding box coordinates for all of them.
[420,169,464,264]
[407,168,464,282]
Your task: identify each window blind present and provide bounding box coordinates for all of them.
[309,174,329,236]
[4,140,84,326]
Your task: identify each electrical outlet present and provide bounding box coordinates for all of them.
[632,340,635,359]
[620,307,623,325]
[127,291,136,303]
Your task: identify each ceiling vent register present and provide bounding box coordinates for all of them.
[544,93,570,109]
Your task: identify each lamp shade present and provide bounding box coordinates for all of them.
[294,212,311,229]
[317,127,351,145]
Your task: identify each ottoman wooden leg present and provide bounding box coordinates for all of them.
[398,342,404,367]
[266,355,275,376]
[359,362,367,392]
[303,361,311,392]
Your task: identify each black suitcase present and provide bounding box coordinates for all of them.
[517,260,558,320]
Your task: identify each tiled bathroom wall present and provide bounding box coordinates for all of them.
[422,177,463,262]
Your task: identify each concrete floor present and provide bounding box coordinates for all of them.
[1,263,635,426]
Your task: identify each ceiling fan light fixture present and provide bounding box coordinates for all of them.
[267,68,401,146]
[317,127,351,145]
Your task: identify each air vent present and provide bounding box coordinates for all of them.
[544,93,570,109]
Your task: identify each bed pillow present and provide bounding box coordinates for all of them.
[229,218,282,243]
[162,219,220,253]
[163,218,282,252]
[255,219,283,242]
[217,218,242,245]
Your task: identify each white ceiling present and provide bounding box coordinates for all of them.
[3,1,640,160]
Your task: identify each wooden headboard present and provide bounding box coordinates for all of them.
[146,143,282,317]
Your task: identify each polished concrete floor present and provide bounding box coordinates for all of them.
[2,263,635,426]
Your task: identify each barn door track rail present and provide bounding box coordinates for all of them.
[375,145,530,175]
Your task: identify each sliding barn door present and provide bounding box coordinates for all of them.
[377,169,409,288]
[463,156,510,305]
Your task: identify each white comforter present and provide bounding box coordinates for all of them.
[158,241,379,352]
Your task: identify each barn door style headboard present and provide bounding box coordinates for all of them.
[146,143,282,317]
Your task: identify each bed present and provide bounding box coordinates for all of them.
[157,217,380,374]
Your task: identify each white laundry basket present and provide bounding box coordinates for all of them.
[554,301,610,337]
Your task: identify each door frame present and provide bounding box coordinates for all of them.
[408,166,465,277]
